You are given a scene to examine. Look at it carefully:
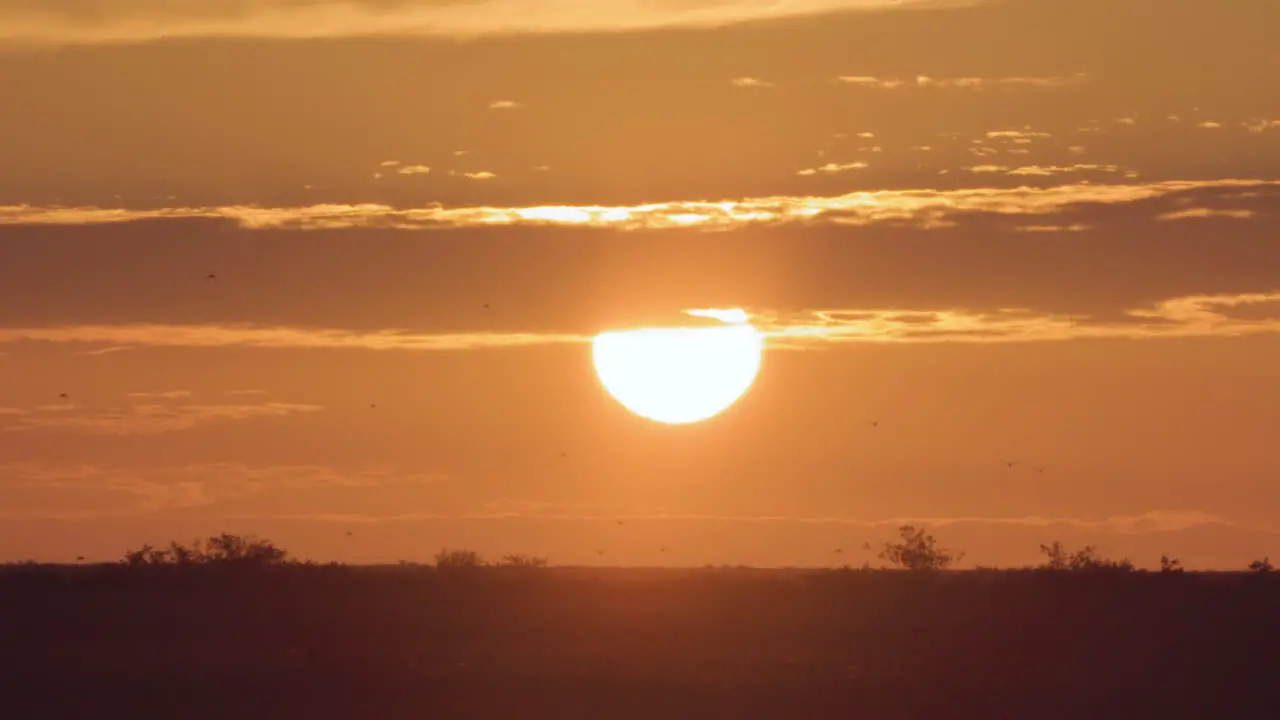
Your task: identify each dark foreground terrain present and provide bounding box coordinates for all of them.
[2,565,1278,719]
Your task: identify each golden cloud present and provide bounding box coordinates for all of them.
[837,73,1088,89]
[796,161,869,176]
[0,0,977,45]
[0,323,591,352]
[1,292,1279,356]
[0,462,450,516]
[4,178,1276,232]
[1156,208,1257,221]
[5,403,324,436]
[759,291,1280,347]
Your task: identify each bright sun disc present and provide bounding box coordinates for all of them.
[591,323,764,424]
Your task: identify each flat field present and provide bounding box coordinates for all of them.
[2,566,1277,719]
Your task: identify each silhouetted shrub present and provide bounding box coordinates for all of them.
[879,525,964,571]
[434,548,485,569]
[496,554,549,569]
[1037,541,1133,572]
[122,533,289,567]
[1159,554,1185,573]
[1248,557,1273,574]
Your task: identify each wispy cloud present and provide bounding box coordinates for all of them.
[0,324,590,353]
[0,462,448,516]
[1156,208,1258,221]
[0,0,969,46]
[1,292,1277,354]
[730,77,774,88]
[397,165,431,175]
[796,161,869,176]
[758,291,1280,347]
[1005,164,1125,176]
[5,179,1274,232]
[449,170,497,180]
[985,129,1052,140]
[836,73,1087,90]
[228,504,1237,537]
[487,100,522,109]
[1243,119,1280,133]
[126,390,194,399]
[4,403,324,436]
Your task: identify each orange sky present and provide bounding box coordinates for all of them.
[1,0,1279,569]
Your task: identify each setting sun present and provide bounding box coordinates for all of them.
[592,320,764,424]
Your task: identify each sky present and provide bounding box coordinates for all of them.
[2,0,1279,569]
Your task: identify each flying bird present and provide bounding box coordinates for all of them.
[59,393,69,399]
[206,273,217,280]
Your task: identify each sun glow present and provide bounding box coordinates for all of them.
[591,316,764,424]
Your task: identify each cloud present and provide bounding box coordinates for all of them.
[0,0,972,46]
[397,165,431,175]
[1005,164,1124,176]
[836,73,1087,90]
[379,160,401,167]
[1243,119,1280,133]
[3,178,1277,232]
[757,290,1280,347]
[4,402,324,436]
[0,462,449,516]
[2,292,1279,355]
[0,323,591,353]
[796,161,869,176]
[235,503,1236,537]
[1156,208,1258,221]
[1196,121,1223,129]
[127,390,194,399]
[730,77,773,88]
[1013,223,1090,233]
[985,130,1052,140]
[450,170,497,180]
[76,345,134,356]
[487,100,522,109]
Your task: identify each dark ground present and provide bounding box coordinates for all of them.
[2,565,1278,719]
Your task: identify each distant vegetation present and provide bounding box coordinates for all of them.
[0,528,1274,575]
[878,525,964,570]
[122,533,290,567]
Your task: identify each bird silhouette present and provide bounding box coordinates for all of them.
[482,303,490,310]
[59,393,69,399]
[833,548,844,554]
[869,420,879,428]
[206,273,217,280]
[76,556,85,562]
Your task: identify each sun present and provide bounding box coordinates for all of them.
[591,315,764,424]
